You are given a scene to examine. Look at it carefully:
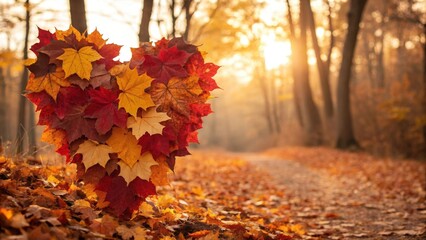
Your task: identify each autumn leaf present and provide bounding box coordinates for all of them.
[127,107,170,139]
[41,127,67,150]
[118,152,158,184]
[26,66,70,101]
[106,127,141,167]
[55,25,82,41]
[57,46,102,80]
[85,87,127,135]
[143,45,192,83]
[117,66,155,116]
[116,225,147,240]
[150,75,203,116]
[89,215,119,237]
[86,28,106,48]
[150,156,172,186]
[30,27,55,55]
[76,140,114,170]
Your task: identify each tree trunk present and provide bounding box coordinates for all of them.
[306,0,334,118]
[256,65,275,134]
[69,0,87,33]
[0,67,6,153]
[139,0,154,42]
[285,0,303,128]
[335,0,368,149]
[169,0,177,38]
[16,0,32,155]
[298,0,322,145]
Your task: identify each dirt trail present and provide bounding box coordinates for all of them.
[243,154,426,239]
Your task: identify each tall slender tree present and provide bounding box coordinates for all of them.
[69,0,87,33]
[306,0,334,118]
[286,0,323,145]
[139,0,154,42]
[16,0,35,155]
[335,0,368,149]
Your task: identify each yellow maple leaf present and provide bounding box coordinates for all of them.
[138,202,155,218]
[55,25,82,41]
[76,140,114,170]
[118,152,158,185]
[86,28,106,48]
[106,127,141,167]
[116,225,147,240]
[26,67,70,100]
[117,66,155,117]
[57,46,102,80]
[127,107,170,139]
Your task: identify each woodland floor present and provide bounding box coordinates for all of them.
[0,147,425,239]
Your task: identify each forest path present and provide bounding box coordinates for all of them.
[242,153,426,239]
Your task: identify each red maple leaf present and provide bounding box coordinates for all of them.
[49,87,107,143]
[54,86,89,119]
[98,43,121,70]
[143,46,192,83]
[95,175,156,219]
[85,87,127,135]
[26,91,54,111]
[187,52,220,91]
[30,27,55,55]
[138,132,171,159]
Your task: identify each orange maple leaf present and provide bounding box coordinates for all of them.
[55,25,82,41]
[106,127,141,167]
[40,127,67,150]
[150,156,172,186]
[57,46,102,80]
[117,66,155,117]
[150,75,203,116]
[26,67,70,100]
[86,29,106,48]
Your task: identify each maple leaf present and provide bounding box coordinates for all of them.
[98,43,122,70]
[55,25,82,41]
[150,75,203,116]
[26,66,69,101]
[127,107,170,139]
[138,132,171,158]
[118,152,158,185]
[57,46,102,80]
[116,225,147,240]
[76,140,114,170]
[117,66,155,117]
[143,45,192,83]
[50,99,106,143]
[106,127,141,167]
[150,156,172,186]
[87,28,106,48]
[85,87,127,135]
[54,86,89,119]
[187,52,220,91]
[95,176,140,218]
[89,215,119,237]
[30,27,55,55]
[41,127,67,150]
[26,91,54,112]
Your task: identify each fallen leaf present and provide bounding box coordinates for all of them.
[58,46,102,80]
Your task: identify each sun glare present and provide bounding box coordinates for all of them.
[263,40,292,70]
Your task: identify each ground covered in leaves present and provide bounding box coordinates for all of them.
[1,147,425,239]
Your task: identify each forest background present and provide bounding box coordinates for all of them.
[0,0,425,159]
